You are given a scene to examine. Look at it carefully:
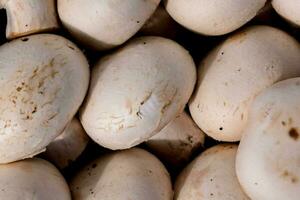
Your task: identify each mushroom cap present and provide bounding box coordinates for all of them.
[272,0,300,27]
[189,25,300,142]
[1,0,59,39]
[0,158,71,200]
[164,0,266,36]
[70,148,173,200]
[57,0,160,50]
[236,78,300,200]
[0,34,90,163]
[44,118,89,169]
[80,36,196,150]
[146,112,205,166]
[175,144,249,200]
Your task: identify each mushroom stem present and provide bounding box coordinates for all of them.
[1,0,59,39]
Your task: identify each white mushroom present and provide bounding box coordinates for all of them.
[0,158,71,200]
[0,0,59,39]
[70,148,173,200]
[140,5,178,38]
[43,118,89,169]
[189,25,300,142]
[57,0,160,50]
[80,36,196,150]
[0,34,90,164]
[236,78,300,200]
[175,144,249,200]
[272,0,300,27]
[164,0,267,36]
[146,112,205,166]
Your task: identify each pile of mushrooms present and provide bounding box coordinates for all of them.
[0,1,299,200]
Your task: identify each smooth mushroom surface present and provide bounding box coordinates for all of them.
[164,0,267,36]
[236,78,300,200]
[0,158,71,200]
[0,0,59,39]
[272,0,300,27]
[70,148,173,200]
[0,34,90,164]
[175,144,249,200]
[43,118,89,169]
[80,36,196,150]
[57,0,160,50]
[146,112,205,167]
[189,25,300,142]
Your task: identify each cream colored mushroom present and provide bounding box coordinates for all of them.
[0,158,71,200]
[70,148,173,200]
[189,25,300,142]
[175,144,249,200]
[164,0,267,36]
[0,34,90,164]
[146,112,205,166]
[236,78,300,200]
[272,0,300,27]
[43,118,89,169]
[80,36,196,150]
[57,0,160,50]
[140,5,178,38]
[0,0,59,39]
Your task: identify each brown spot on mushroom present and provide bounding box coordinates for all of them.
[281,121,286,126]
[289,128,299,140]
[92,163,97,168]
[21,38,29,42]
[219,127,223,131]
[241,113,244,120]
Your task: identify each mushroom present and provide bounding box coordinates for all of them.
[0,34,90,164]
[139,5,178,38]
[146,112,205,167]
[0,158,71,200]
[164,0,267,36]
[43,118,89,169]
[57,0,160,50]
[0,0,59,39]
[80,36,196,150]
[236,78,300,200]
[70,148,173,200]
[175,144,249,200]
[189,25,300,142]
[272,0,300,27]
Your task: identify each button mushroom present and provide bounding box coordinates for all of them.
[0,0,59,39]
[0,34,90,163]
[272,0,300,27]
[236,78,300,200]
[189,25,300,142]
[57,0,160,50]
[43,118,89,169]
[146,112,205,167]
[80,36,196,150]
[0,158,71,200]
[164,0,267,36]
[175,144,249,200]
[70,148,173,200]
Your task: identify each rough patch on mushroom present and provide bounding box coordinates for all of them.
[175,144,249,200]
[70,148,173,200]
[0,0,59,39]
[189,25,300,142]
[236,78,300,200]
[164,0,267,36]
[43,118,89,169]
[139,5,178,38]
[57,0,160,50]
[80,36,196,150]
[0,34,90,164]
[272,0,300,27]
[0,158,71,200]
[146,112,205,167]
